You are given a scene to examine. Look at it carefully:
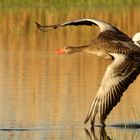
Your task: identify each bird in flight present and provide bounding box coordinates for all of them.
[36,19,140,127]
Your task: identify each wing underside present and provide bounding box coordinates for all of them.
[85,53,140,125]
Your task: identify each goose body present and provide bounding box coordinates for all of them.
[36,19,140,126]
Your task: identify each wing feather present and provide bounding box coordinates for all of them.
[85,53,140,125]
[36,18,114,32]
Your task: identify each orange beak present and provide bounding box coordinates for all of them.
[55,48,65,54]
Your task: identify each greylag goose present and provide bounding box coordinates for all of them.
[36,19,140,126]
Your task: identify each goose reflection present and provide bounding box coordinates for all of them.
[85,127,112,140]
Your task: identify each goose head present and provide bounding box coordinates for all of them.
[132,32,140,47]
[55,46,83,55]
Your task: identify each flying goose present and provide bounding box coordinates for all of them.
[36,19,140,126]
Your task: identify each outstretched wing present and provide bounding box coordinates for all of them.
[36,18,115,32]
[85,53,140,125]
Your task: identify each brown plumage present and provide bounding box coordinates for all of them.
[36,18,140,126]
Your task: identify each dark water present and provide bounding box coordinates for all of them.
[0,6,140,140]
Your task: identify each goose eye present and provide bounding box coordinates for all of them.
[64,47,70,51]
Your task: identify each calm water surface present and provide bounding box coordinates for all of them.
[0,7,140,140]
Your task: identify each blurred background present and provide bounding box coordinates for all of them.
[0,0,140,140]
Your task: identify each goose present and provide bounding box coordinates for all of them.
[36,19,140,126]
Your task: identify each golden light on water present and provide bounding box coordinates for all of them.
[0,6,140,139]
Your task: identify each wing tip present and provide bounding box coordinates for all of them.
[84,118,88,124]
[35,22,58,32]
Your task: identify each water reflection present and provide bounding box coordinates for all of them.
[85,124,140,140]
[85,127,111,140]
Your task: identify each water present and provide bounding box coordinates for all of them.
[0,6,140,140]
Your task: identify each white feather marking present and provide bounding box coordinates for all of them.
[83,19,115,32]
[132,32,140,47]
